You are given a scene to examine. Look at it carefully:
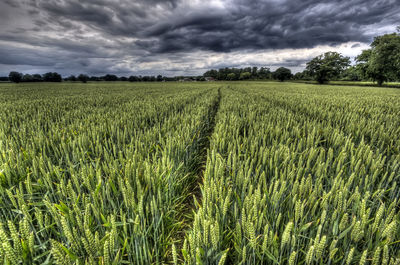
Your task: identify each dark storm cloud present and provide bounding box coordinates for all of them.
[20,0,400,51]
[147,0,397,52]
[0,0,399,75]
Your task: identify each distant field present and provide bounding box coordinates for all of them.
[0,82,399,264]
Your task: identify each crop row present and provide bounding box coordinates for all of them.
[183,84,400,264]
[0,83,220,264]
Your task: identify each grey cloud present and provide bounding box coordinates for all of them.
[144,0,398,53]
[3,0,20,8]
[0,0,399,76]
[0,46,55,66]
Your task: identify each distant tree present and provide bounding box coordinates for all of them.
[0,77,9,82]
[103,74,118,81]
[78,74,89,83]
[243,67,251,75]
[43,72,62,82]
[273,67,292,81]
[293,70,312,81]
[90,76,101,81]
[301,70,312,80]
[120,76,128,81]
[164,76,176,81]
[32,74,43,82]
[53,73,62,82]
[227,73,237,80]
[356,33,400,85]
[355,49,371,81]
[9,71,23,83]
[203,66,274,80]
[216,69,226,80]
[306,52,350,84]
[43,72,51,82]
[293,72,303,80]
[128,76,140,82]
[22,74,34,82]
[341,66,361,81]
[203,69,218,79]
[156,75,163,82]
[66,75,77,81]
[239,72,251,80]
[251,67,258,78]
[258,67,271,79]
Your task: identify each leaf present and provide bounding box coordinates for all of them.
[60,245,78,261]
[54,201,70,215]
[338,224,354,240]
[332,219,339,236]
[94,179,102,197]
[300,222,313,232]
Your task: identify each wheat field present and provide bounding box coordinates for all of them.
[0,82,399,264]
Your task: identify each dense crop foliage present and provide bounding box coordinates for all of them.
[0,82,221,264]
[0,82,399,264]
[184,83,400,265]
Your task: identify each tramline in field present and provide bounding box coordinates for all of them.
[0,82,399,264]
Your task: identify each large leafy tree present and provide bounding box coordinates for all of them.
[306,52,350,84]
[356,33,400,85]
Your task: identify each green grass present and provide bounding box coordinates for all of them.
[0,82,399,264]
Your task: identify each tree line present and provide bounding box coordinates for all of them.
[6,72,63,83]
[295,30,400,85]
[203,30,400,85]
[3,72,175,83]
[65,74,174,83]
[203,66,292,82]
[3,29,399,86]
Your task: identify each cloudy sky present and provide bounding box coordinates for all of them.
[0,0,399,76]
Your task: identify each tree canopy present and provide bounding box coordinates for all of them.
[306,52,350,84]
[272,67,292,81]
[43,72,62,82]
[78,74,89,83]
[9,72,23,83]
[204,67,271,80]
[226,73,237,80]
[356,33,400,85]
[239,72,251,80]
